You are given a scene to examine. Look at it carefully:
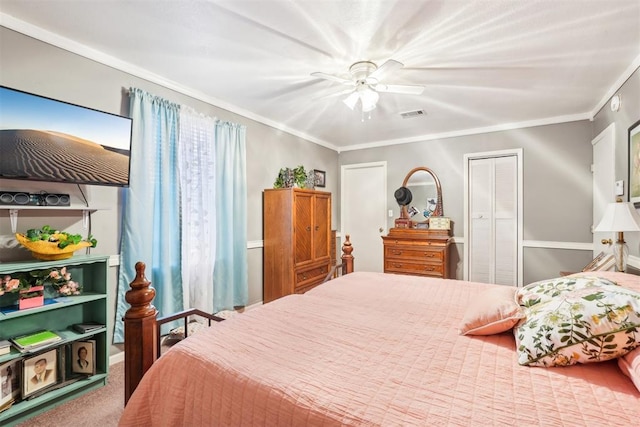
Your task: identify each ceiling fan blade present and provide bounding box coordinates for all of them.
[343,91,359,110]
[375,84,425,95]
[369,59,403,81]
[311,72,354,86]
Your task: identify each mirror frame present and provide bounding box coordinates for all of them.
[400,166,443,221]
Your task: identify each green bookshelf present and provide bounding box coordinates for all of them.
[0,254,109,426]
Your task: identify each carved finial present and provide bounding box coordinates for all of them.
[342,235,353,256]
[124,261,157,319]
[341,235,354,274]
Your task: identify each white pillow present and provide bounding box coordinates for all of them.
[516,276,618,308]
[515,283,640,367]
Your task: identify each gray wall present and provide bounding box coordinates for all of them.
[0,27,338,355]
[339,121,595,283]
[593,68,640,267]
[339,67,640,283]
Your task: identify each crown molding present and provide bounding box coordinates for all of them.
[338,113,590,152]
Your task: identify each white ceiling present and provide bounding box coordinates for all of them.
[1,0,640,152]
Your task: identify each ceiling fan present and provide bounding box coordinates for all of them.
[311,59,425,113]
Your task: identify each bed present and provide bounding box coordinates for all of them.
[119,240,640,426]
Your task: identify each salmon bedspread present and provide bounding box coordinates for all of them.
[119,272,640,426]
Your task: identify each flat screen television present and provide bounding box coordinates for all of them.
[0,85,132,187]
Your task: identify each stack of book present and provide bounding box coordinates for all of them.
[0,339,10,355]
[72,322,104,334]
[10,330,61,353]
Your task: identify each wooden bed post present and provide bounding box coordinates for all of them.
[341,234,354,274]
[123,262,158,405]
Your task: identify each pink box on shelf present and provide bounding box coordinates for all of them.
[19,285,45,310]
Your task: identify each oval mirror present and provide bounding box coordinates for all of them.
[402,167,443,223]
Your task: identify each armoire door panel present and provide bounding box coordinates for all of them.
[313,194,330,260]
[294,192,313,264]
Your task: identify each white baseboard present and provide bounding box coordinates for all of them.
[109,351,125,366]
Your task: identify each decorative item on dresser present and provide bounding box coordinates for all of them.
[384,166,452,278]
[263,187,331,302]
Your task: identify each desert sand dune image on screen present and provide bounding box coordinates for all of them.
[0,129,129,186]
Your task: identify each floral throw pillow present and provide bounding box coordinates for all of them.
[514,284,640,367]
[516,276,618,308]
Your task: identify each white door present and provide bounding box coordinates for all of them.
[464,150,522,286]
[592,123,616,256]
[341,162,387,272]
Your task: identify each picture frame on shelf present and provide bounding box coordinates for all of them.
[314,170,326,188]
[71,340,95,376]
[22,348,57,398]
[0,358,21,407]
[628,119,640,206]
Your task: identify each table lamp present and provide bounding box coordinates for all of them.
[594,199,640,272]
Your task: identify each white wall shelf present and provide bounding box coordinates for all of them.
[1,206,110,233]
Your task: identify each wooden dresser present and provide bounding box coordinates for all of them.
[263,188,332,303]
[382,228,452,278]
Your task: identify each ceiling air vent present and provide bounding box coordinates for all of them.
[400,109,426,119]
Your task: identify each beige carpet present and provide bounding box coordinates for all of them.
[16,361,124,426]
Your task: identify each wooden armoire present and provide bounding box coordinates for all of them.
[263,188,332,303]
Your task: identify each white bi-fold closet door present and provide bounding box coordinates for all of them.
[465,151,521,286]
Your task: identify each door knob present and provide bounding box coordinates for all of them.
[601,238,613,245]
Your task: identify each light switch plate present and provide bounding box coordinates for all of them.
[615,180,624,196]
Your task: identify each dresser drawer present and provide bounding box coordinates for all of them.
[295,263,329,289]
[384,259,445,277]
[384,245,444,263]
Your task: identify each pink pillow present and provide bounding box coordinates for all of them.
[459,286,524,336]
[618,346,640,393]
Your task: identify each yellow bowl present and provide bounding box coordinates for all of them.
[15,233,93,261]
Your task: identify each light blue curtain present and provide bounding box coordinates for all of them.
[113,88,182,343]
[213,121,248,312]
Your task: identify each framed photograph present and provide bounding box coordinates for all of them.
[0,358,21,406]
[314,170,326,188]
[628,119,640,205]
[71,340,95,376]
[22,348,57,398]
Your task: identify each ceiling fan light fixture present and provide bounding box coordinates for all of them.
[360,88,379,112]
[314,58,421,116]
[343,91,360,110]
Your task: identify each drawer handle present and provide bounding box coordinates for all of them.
[315,225,319,231]
[302,274,307,280]
[424,253,435,257]
[393,263,402,268]
[424,266,435,271]
[392,250,402,255]
[306,226,311,231]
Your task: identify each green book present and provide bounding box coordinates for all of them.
[11,330,61,350]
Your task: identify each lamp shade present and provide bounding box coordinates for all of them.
[594,201,640,232]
